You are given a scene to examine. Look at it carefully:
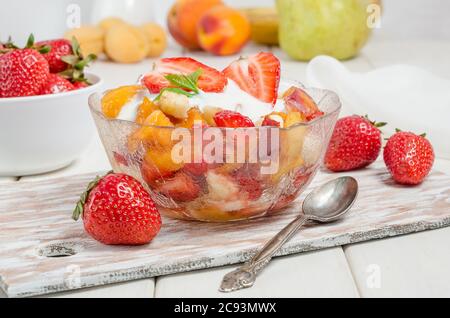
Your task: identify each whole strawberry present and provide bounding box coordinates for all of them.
[73,173,162,245]
[36,39,73,73]
[325,115,386,172]
[0,48,49,97]
[40,74,75,95]
[384,131,435,185]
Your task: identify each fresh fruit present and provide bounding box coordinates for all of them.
[65,26,105,56]
[98,17,127,32]
[277,0,375,61]
[262,112,287,127]
[144,148,184,177]
[141,158,173,187]
[128,110,175,152]
[283,87,323,121]
[180,107,208,128]
[0,48,49,97]
[72,81,89,90]
[35,39,73,73]
[206,171,239,201]
[156,172,200,202]
[184,161,209,176]
[325,115,385,172]
[140,23,167,58]
[197,5,251,56]
[231,165,263,200]
[143,57,227,93]
[72,172,162,245]
[135,97,159,125]
[241,7,279,46]
[101,85,143,119]
[285,111,306,127]
[384,131,435,185]
[40,74,75,95]
[223,52,280,104]
[203,106,222,126]
[105,24,149,63]
[214,110,255,128]
[167,0,222,50]
[158,90,191,119]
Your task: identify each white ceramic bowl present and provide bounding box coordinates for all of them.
[0,74,103,177]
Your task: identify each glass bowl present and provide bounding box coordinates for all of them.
[88,85,341,222]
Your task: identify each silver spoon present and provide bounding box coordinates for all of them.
[219,176,358,293]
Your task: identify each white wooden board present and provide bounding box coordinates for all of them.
[0,162,449,298]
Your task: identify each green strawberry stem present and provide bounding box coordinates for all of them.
[72,171,112,221]
[60,37,97,85]
[364,114,387,128]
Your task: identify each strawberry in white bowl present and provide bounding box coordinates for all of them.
[0,34,102,176]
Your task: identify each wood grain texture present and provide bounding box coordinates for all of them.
[0,162,449,298]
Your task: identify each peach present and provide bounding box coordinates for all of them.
[167,0,222,50]
[197,5,251,56]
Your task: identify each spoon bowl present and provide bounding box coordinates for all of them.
[304,177,358,223]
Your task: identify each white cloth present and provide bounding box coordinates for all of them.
[306,56,450,159]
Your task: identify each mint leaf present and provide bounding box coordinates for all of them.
[164,69,203,94]
[154,87,197,102]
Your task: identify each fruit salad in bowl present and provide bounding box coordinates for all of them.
[89,53,341,222]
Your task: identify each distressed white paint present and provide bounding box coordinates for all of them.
[0,162,448,297]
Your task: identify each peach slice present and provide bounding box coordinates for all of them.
[101,85,143,119]
[135,97,159,125]
[197,5,251,56]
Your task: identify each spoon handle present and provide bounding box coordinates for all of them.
[219,215,309,293]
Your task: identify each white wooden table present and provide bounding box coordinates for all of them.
[1,39,450,298]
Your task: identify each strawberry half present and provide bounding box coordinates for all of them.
[142,57,228,93]
[223,52,280,105]
[214,110,255,128]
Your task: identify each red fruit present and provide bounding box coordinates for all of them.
[262,116,281,127]
[184,162,209,176]
[325,115,386,172]
[140,159,173,187]
[283,86,323,121]
[113,151,129,167]
[214,110,255,128]
[0,48,49,97]
[142,57,227,93]
[40,74,75,95]
[36,39,73,73]
[232,165,262,200]
[72,81,89,90]
[223,52,280,105]
[72,173,162,246]
[157,172,201,202]
[384,131,435,185]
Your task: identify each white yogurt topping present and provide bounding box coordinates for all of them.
[117,80,289,122]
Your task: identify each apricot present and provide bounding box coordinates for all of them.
[64,26,105,56]
[197,5,251,56]
[98,17,127,32]
[105,24,149,63]
[101,85,143,119]
[140,23,167,57]
[167,0,222,50]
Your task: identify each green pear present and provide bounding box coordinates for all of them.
[277,0,378,61]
